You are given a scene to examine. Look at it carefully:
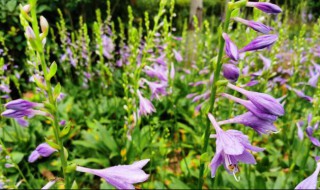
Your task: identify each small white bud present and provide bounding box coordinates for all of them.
[25,26,36,40]
[40,16,49,34]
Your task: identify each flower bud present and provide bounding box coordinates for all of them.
[222,33,239,61]
[25,26,36,40]
[240,34,278,53]
[233,17,273,34]
[22,4,31,14]
[222,64,240,82]
[246,2,282,14]
[40,16,49,35]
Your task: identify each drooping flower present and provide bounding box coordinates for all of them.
[305,114,320,147]
[222,33,239,61]
[233,17,273,34]
[208,113,264,179]
[218,112,277,135]
[76,159,150,189]
[15,118,29,127]
[221,93,277,121]
[173,49,183,62]
[296,121,304,140]
[222,64,240,83]
[227,83,284,116]
[1,109,46,119]
[4,99,43,111]
[295,158,320,189]
[246,2,282,14]
[240,34,278,53]
[137,90,156,116]
[28,143,57,163]
[142,79,167,100]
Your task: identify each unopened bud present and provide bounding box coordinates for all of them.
[22,4,31,13]
[40,16,49,35]
[25,26,36,40]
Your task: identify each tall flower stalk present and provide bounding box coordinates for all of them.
[20,0,70,187]
[197,1,235,188]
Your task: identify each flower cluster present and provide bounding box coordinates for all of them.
[207,1,284,179]
[222,2,281,83]
[1,99,46,127]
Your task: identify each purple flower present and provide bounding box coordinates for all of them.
[5,99,43,111]
[246,2,282,14]
[137,90,156,116]
[173,49,183,62]
[144,65,167,82]
[221,93,277,121]
[76,159,150,189]
[295,159,320,189]
[296,121,304,140]
[240,34,278,53]
[222,64,240,82]
[233,17,273,34]
[227,83,284,116]
[28,143,57,163]
[259,54,271,70]
[218,112,277,135]
[208,113,264,179]
[1,109,46,119]
[0,84,11,93]
[142,79,167,100]
[306,126,320,147]
[15,118,29,127]
[102,35,114,59]
[222,33,239,61]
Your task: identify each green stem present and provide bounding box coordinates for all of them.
[0,138,32,189]
[197,5,232,189]
[29,0,70,187]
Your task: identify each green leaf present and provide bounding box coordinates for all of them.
[47,61,57,80]
[71,180,78,189]
[11,152,24,164]
[45,138,60,150]
[60,122,71,137]
[53,83,61,100]
[231,8,240,18]
[6,0,17,12]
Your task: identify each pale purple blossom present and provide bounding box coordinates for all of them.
[222,33,239,61]
[76,159,150,189]
[227,83,284,116]
[208,113,264,179]
[173,49,183,62]
[28,143,57,163]
[295,159,320,189]
[137,90,156,116]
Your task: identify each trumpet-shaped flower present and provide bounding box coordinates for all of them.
[76,159,150,189]
[233,17,273,34]
[28,143,57,163]
[240,34,278,53]
[222,33,239,61]
[295,158,320,189]
[1,109,46,119]
[218,112,277,135]
[227,83,284,116]
[137,90,156,116]
[221,93,277,121]
[246,2,282,14]
[5,99,43,111]
[208,114,264,178]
